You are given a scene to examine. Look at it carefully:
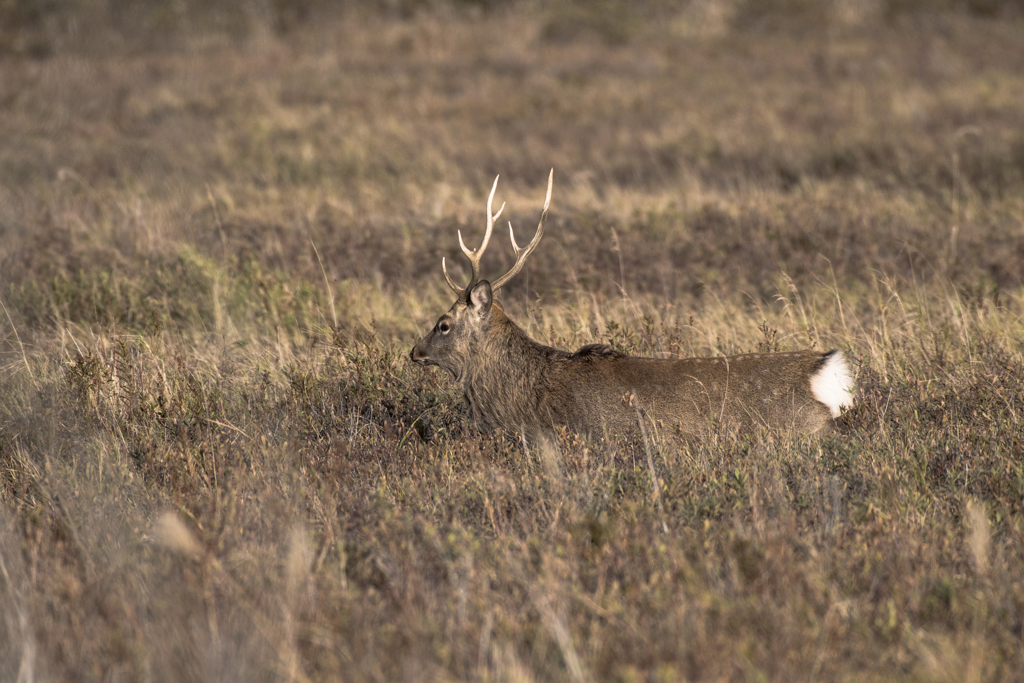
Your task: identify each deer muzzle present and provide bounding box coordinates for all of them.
[409,344,431,365]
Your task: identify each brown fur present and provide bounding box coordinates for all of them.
[411,281,845,443]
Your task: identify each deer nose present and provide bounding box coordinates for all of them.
[410,345,428,364]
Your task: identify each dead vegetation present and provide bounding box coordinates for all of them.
[1,1,1023,681]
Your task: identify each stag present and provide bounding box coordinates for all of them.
[410,171,854,443]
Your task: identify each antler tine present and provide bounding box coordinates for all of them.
[473,175,504,269]
[442,256,464,296]
[491,169,553,292]
[443,175,505,297]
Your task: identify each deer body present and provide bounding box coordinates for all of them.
[413,285,852,440]
[411,171,854,442]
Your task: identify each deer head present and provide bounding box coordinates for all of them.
[410,170,553,380]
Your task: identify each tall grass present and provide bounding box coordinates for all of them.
[1,2,1023,680]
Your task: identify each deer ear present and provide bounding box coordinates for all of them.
[467,280,493,317]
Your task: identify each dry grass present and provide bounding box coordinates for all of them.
[1,2,1023,681]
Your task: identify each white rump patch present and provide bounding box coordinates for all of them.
[810,352,855,418]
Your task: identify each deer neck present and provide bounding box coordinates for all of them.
[460,305,564,432]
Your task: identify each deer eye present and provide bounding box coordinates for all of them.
[438,321,452,334]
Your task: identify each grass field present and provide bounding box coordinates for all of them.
[2,1,1024,680]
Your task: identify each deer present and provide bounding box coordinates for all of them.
[410,170,854,445]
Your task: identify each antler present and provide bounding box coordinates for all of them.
[491,168,553,292]
[443,175,505,297]
[442,169,554,298]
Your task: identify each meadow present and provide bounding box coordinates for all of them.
[1,1,1023,680]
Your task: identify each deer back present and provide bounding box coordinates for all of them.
[539,348,849,438]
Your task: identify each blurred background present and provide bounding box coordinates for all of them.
[2,0,1022,341]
